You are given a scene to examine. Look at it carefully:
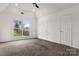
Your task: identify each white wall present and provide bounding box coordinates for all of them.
[37,5,79,48]
[36,8,60,43]
[71,6,79,48]
[0,6,37,42]
[58,5,79,48]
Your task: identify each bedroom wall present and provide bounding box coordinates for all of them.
[36,8,60,43]
[0,6,37,42]
[37,5,79,48]
[37,13,60,43]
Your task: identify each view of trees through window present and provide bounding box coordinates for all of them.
[13,20,30,36]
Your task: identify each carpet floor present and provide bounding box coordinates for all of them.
[0,39,79,56]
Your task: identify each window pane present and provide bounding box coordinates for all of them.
[13,20,30,36]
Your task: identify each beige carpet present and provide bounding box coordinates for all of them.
[0,39,79,56]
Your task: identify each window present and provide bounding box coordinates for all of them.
[13,20,30,36]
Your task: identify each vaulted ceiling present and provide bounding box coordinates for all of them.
[0,3,79,13]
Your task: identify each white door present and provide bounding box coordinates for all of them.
[48,15,60,43]
[72,13,79,48]
[60,14,72,46]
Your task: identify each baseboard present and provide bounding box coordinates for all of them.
[38,38,79,49]
[0,37,38,44]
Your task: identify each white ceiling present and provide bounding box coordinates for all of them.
[0,3,9,13]
[38,3,79,9]
[37,3,79,12]
[0,3,79,13]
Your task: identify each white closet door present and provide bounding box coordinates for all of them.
[60,14,72,46]
[48,15,60,43]
[72,13,79,48]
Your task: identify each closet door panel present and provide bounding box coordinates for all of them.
[72,13,79,48]
[60,14,72,46]
[48,15,60,43]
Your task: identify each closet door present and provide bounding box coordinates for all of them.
[60,14,72,46]
[72,13,79,48]
[48,15,60,43]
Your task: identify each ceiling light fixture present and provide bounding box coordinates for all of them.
[32,3,39,8]
[20,11,24,14]
[15,3,18,7]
